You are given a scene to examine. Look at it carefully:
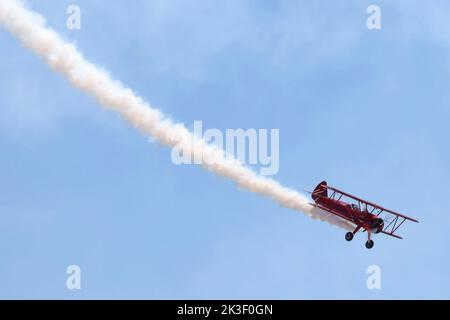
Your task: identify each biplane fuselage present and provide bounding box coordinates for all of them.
[314,196,384,234]
[310,181,418,249]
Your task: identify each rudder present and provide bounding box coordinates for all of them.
[312,180,328,202]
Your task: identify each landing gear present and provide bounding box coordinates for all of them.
[365,240,374,249]
[345,226,360,242]
[345,232,354,241]
[344,227,374,248]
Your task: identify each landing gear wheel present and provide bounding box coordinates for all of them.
[365,240,374,249]
[345,232,354,241]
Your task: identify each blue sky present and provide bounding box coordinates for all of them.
[0,0,449,299]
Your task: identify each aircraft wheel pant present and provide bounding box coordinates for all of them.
[365,240,374,249]
[345,232,353,241]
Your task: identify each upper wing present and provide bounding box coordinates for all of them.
[324,184,419,239]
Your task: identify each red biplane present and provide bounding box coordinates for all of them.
[309,181,418,249]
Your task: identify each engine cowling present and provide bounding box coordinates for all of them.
[369,218,384,233]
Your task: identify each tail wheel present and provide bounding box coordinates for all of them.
[365,240,374,249]
[345,232,353,241]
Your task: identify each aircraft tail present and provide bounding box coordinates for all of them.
[312,181,328,202]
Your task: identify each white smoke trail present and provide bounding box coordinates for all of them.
[0,0,353,230]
